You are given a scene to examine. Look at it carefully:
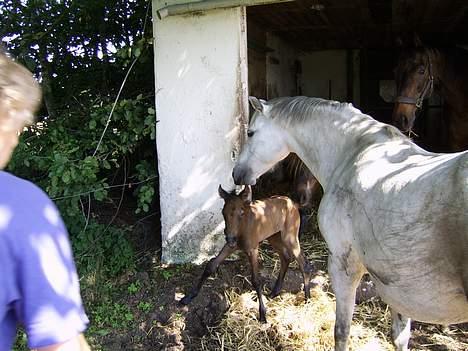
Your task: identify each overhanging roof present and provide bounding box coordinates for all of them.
[153,0,468,50]
[154,0,293,18]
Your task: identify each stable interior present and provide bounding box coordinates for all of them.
[246,0,468,151]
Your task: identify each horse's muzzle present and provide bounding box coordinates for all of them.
[395,113,412,132]
[232,166,256,185]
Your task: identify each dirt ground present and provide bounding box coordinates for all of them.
[86,178,467,351]
[89,232,467,351]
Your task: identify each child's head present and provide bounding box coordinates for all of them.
[0,51,41,168]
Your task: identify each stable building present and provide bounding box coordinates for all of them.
[152,0,468,263]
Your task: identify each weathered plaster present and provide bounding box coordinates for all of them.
[153,5,248,263]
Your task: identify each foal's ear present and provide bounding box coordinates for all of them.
[249,96,265,113]
[240,185,252,203]
[218,185,230,200]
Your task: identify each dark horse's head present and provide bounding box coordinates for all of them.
[393,47,435,132]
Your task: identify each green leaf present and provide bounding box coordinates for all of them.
[134,47,141,58]
[62,171,71,184]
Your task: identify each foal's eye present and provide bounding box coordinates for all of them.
[247,130,254,138]
[418,66,425,75]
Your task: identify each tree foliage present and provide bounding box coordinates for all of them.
[1,0,157,277]
[1,0,154,117]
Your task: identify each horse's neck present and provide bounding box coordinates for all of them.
[286,109,370,191]
[432,49,468,110]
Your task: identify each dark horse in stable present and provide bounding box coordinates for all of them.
[258,153,322,237]
[393,46,468,151]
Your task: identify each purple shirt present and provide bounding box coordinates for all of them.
[0,171,88,350]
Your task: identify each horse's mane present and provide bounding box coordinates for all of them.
[262,96,351,126]
[259,96,407,144]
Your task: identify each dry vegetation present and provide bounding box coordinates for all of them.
[192,210,468,351]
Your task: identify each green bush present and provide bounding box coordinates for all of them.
[8,94,157,277]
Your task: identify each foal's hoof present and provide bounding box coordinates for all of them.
[259,315,267,324]
[269,289,281,298]
[179,295,192,306]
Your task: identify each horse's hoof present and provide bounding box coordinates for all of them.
[259,316,267,323]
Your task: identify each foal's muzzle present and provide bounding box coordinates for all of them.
[225,234,237,248]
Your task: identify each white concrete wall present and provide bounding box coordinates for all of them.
[153,7,248,263]
[300,50,347,101]
[266,34,298,98]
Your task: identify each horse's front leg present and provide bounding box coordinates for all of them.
[247,247,267,323]
[179,243,237,305]
[391,309,411,351]
[329,250,365,351]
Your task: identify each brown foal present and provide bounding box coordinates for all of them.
[179,185,313,322]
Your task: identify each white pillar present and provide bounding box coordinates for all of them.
[152,5,248,263]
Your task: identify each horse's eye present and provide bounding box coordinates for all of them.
[418,66,425,75]
[247,130,254,137]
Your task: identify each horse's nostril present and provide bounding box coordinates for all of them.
[232,167,244,185]
[400,114,409,131]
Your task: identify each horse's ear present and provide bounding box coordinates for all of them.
[218,185,230,200]
[240,185,252,203]
[413,33,423,47]
[249,96,264,113]
[395,35,404,48]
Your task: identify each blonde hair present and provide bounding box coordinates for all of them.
[0,51,41,132]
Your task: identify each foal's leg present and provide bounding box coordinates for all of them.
[267,233,293,297]
[283,228,313,299]
[329,251,364,351]
[179,243,237,305]
[247,247,267,323]
[391,309,411,351]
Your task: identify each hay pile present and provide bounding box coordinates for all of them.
[200,281,393,351]
[197,220,467,351]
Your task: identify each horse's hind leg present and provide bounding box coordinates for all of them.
[267,233,293,297]
[329,250,364,351]
[391,309,411,351]
[179,243,236,305]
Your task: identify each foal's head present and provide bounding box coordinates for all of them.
[218,185,252,248]
[393,47,434,132]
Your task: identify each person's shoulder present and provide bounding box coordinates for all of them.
[0,171,51,205]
